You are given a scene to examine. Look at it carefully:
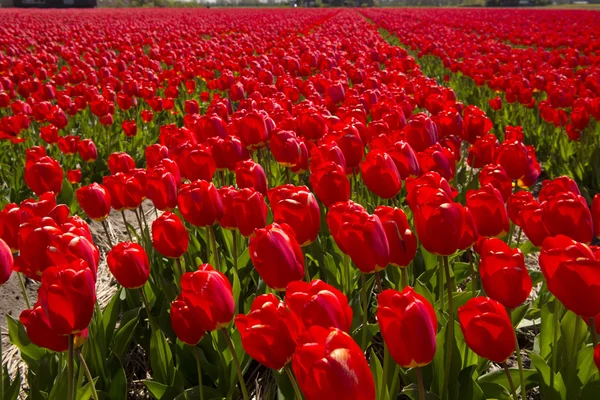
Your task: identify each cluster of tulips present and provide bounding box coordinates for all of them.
[1,7,600,400]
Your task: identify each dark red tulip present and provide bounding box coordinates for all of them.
[235,159,268,195]
[386,141,420,179]
[285,280,352,332]
[336,127,365,169]
[235,294,304,370]
[180,264,235,331]
[178,180,223,227]
[268,185,320,246]
[107,152,135,175]
[360,150,402,199]
[479,164,512,202]
[211,136,250,171]
[466,185,510,238]
[67,169,82,184]
[468,134,498,168]
[171,297,206,346]
[270,130,303,167]
[0,238,13,286]
[309,161,350,208]
[152,212,189,259]
[76,183,111,222]
[179,144,216,182]
[24,156,63,196]
[184,100,200,115]
[542,192,593,244]
[38,259,96,335]
[377,287,437,367]
[77,139,98,162]
[539,235,600,318]
[292,327,376,400]
[232,188,268,237]
[479,238,532,309]
[107,242,150,289]
[249,223,304,290]
[458,297,516,363]
[403,113,438,153]
[374,206,417,268]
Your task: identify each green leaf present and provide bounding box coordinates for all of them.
[57,178,74,207]
[581,380,600,400]
[477,368,538,394]
[102,287,122,344]
[48,365,68,400]
[369,349,387,400]
[150,328,174,385]
[76,377,99,400]
[401,383,440,400]
[112,310,140,360]
[107,357,127,400]
[510,304,530,328]
[529,351,566,400]
[457,366,485,400]
[143,380,182,400]
[6,315,48,365]
[478,382,512,400]
[174,385,224,400]
[2,368,21,400]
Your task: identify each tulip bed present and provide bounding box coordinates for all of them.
[1,7,600,400]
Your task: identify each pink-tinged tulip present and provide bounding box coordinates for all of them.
[374,206,417,267]
[360,150,402,199]
[0,238,13,286]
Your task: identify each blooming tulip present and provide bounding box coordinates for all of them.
[170,298,206,346]
[360,150,402,199]
[466,185,510,238]
[76,183,111,222]
[542,191,593,244]
[232,188,268,237]
[107,242,150,289]
[107,152,135,175]
[235,160,268,195]
[178,180,223,227]
[268,185,320,246]
[309,161,350,208]
[152,212,188,259]
[374,206,417,268]
[24,156,63,196]
[20,303,87,352]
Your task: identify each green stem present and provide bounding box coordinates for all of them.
[590,317,598,348]
[381,344,390,399]
[468,249,476,297]
[503,363,518,400]
[442,256,454,400]
[140,286,155,328]
[205,228,210,264]
[134,209,146,248]
[193,346,205,400]
[285,364,303,400]
[509,309,526,397]
[551,300,561,385]
[344,254,350,296]
[416,367,426,400]
[438,256,445,312]
[101,220,114,248]
[121,211,133,241]
[17,272,31,309]
[78,351,99,400]
[232,230,238,275]
[221,329,249,400]
[140,203,150,236]
[361,273,369,351]
[401,267,409,289]
[208,225,220,271]
[68,334,75,400]
[572,315,582,357]
[375,271,384,293]
[507,222,514,246]
[515,228,523,247]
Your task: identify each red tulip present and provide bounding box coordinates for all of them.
[458,297,516,363]
[236,111,268,150]
[147,166,178,211]
[0,238,13,286]
[77,139,98,162]
[103,172,145,211]
[48,233,100,280]
[249,223,304,290]
[122,120,137,137]
[178,180,223,227]
[479,238,532,309]
[180,264,235,331]
[360,150,402,199]
[310,142,346,172]
[40,125,59,144]
[417,143,456,181]
[217,186,239,230]
[466,185,510,238]
[229,188,267,237]
[107,152,135,175]
[152,212,188,259]
[18,225,63,280]
[377,287,437,367]
[67,169,82,184]
[374,206,417,267]
[179,143,216,182]
[292,327,376,400]
[495,139,537,182]
[58,135,80,156]
[468,134,498,168]
[210,136,250,171]
[76,183,111,222]
[235,294,304,370]
[107,242,150,289]
[542,192,593,244]
[462,105,493,144]
[538,176,580,202]
[184,100,200,115]
[489,97,502,111]
[386,141,420,179]
[507,191,535,225]
[539,235,600,318]
[403,113,438,152]
[268,185,320,246]
[517,200,551,247]
[145,144,169,169]
[309,161,350,208]
[593,194,600,239]
[235,159,268,195]
[335,127,365,169]
[271,130,303,167]
[24,156,63,196]
[38,259,96,335]
[170,298,206,346]
[285,280,352,332]
[406,171,457,209]
[479,164,512,202]
[327,200,366,253]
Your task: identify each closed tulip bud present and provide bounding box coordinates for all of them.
[462,105,493,144]
[179,144,216,182]
[374,206,417,267]
[479,164,512,202]
[292,326,376,400]
[170,297,206,346]
[538,176,581,202]
[271,130,302,167]
[309,142,346,172]
[360,150,402,199]
[386,141,420,179]
[458,297,516,363]
[145,144,169,169]
[285,280,352,332]
[38,259,96,335]
[178,180,223,227]
[237,111,268,150]
[268,185,320,246]
[235,160,268,195]
[147,167,178,211]
[107,152,135,175]
[540,235,600,318]
[517,200,551,247]
[468,134,498,168]
[213,136,250,171]
[495,140,531,181]
[232,188,268,237]
[77,139,98,162]
[107,242,150,289]
[309,161,350,208]
[235,294,304,370]
[20,303,88,352]
[489,97,502,111]
[593,194,600,239]
[58,135,80,156]
[377,287,437,367]
[40,124,59,144]
[249,223,304,290]
[103,172,145,211]
[479,238,532,309]
[0,238,13,286]
[406,171,457,210]
[417,143,456,181]
[76,183,111,222]
[218,186,239,230]
[542,191,593,244]
[18,225,63,280]
[336,127,364,169]
[48,233,100,281]
[67,169,81,184]
[403,113,438,153]
[466,185,510,238]
[180,264,235,331]
[122,120,137,137]
[24,156,63,196]
[327,200,366,253]
[184,100,200,115]
[507,191,534,225]
[152,212,188,259]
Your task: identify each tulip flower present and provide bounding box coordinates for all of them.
[270,130,303,167]
[170,298,206,346]
[507,191,535,225]
[516,200,551,247]
[236,111,268,150]
[24,156,63,196]
[235,294,305,370]
[0,238,13,286]
[20,303,87,352]
[178,180,223,228]
[542,191,593,244]
[179,143,216,182]
[468,134,498,169]
[292,326,376,400]
[77,139,98,162]
[66,169,81,184]
[249,223,304,291]
[458,297,516,363]
[386,140,420,179]
[76,183,111,222]
[377,287,437,367]
[152,212,189,259]
[403,113,438,152]
[107,152,135,175]
[285,280,352,332]
[268,185,320,246]
[179,264,235,331]
[462,105,493,144]
[58,135,80,156]
[309,142,346,172]
[232,188,268,237]
[145,144,169,169]
[489,96,502,111]
[18,225,63,280]
[360,150,402,199]
[374,206,417,269]
[147,166,178,211]
[218,186,239,230]
[38,259,96,335]
[103,172,145,211]
[479,238,532,309]
[211,136,250,171]
[107,242,150,289]
[593,194,600,239]
[479,164,512,202]
[309,161,350,208]
[235,159,268,195]
[466,185,510,238]
[538,176,581,202]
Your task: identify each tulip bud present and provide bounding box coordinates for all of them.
[178,180,223,228]
[0,238,13,286]
[268,185,320,246]
[24,156,63,196]
[309,161,350,208]
[466,185,510,238]
[235,160,268,195]
[107,152,135,175]
[170,298,206,346]
[232,188,268,237]
[152,212,189,259]
[107,242,150,289]
[360,150,402,199]
[76,183,111,222]
[374,206,417,268]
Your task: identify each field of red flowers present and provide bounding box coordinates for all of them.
[0,7,599,400]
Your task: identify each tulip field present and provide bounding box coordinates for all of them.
[1,6,600,400]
